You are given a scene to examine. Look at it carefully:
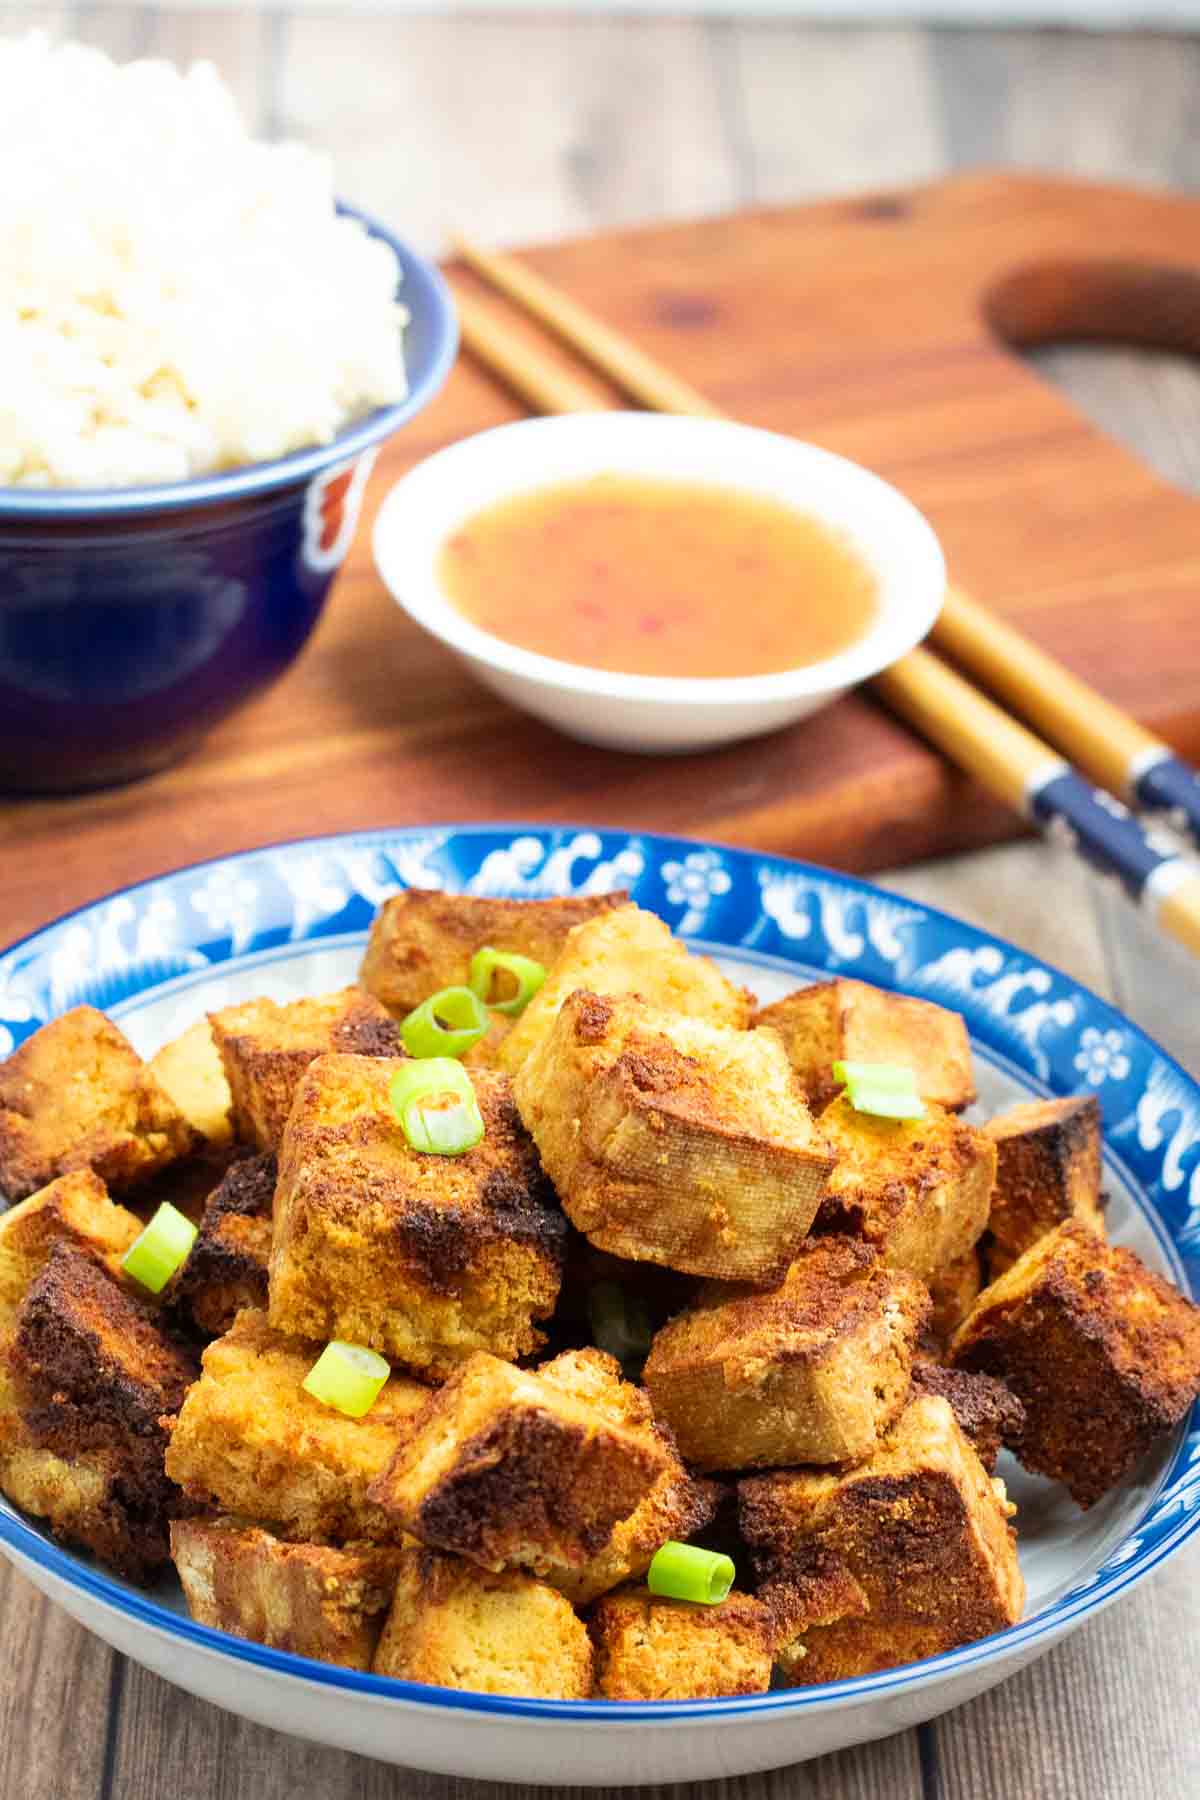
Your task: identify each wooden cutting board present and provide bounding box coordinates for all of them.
[6,170,1200,944]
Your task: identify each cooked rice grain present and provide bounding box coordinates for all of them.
[0,34,408,488]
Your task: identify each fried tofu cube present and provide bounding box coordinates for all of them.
[360,889,627,1019]
[368,1351,669,1575]
[147,1019,234,1149]
[590,1587,774,1700]
[0,1170,142,1339]
[644,1237,929,1470]
[5,1242,197,1581]
[0,1173,155,1581]
[0,1170,143,1497]
[209,988,403,1153]
[910,1361,1025,1474]
[753,978,976,1113]
[536,1347,720,1605]
[165,1309,428,1543]
[172,1518,402,1670]
[755,1545,870,1675]
[170,1151,276,1338]
[513,991,834,1285]
[739,1394,1024,1683]
[269,1054,565,1378]
[950,1220,1200,1506]
[982,1096,1103,1278]
[0,1006,195,1201]
[497,903,752,1075]
[373,1547,593,1698]
[815,1095,995,1285]
[926,1247,983,1346]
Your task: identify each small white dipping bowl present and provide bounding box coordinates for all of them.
[373,412,946,754]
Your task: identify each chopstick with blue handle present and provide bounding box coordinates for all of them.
[874,648,1200,959]
[935,586,1200,849]
[451,243,1200,960]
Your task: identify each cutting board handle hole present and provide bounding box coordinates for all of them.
[985,258,1200,359]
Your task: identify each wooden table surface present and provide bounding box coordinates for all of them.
[4,9,1200,1800]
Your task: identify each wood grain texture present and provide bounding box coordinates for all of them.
[0,1561,117,1800]
[7,169,1200,939]
[3,13,1200,1800]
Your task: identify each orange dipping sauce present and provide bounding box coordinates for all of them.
[438,474,879,680]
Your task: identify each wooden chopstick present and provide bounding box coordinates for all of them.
[936,584,1200,843]
[453,234,1200,961]
[875,649,1200,958]
[452,290,610,419]
[454,237,722,419]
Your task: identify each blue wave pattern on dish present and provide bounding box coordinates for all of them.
[2,822,1200,1663]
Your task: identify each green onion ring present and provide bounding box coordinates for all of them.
[646,1541,735,1606]
[302,1340,390,1417]
[468,946,546,1017]
[121,1201,197,1295]
[400,985,489,1059]
[389,1058,485,1155]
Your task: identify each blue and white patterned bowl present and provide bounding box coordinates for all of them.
[1,825,1198,1787]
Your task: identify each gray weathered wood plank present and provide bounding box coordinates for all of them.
[714,23,945,204]
[278,14,738,255]
[107,1652,925,1800]
[0,1562,117,1800]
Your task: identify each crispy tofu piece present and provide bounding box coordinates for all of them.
[756,1544,870,1671]
[5,1242,197,1581]
[373,1547,593,1698]
[368,1351,669,1575]
[590,1587,774,1700]
[0,1006,195,1201]
[0,1170,142,1338]
[536,1347,720,1605]
[926,1247,983,1346]
[644,1237,929,1470]
[497,903,752,1075]
[513,991,834,1285]
[170,1152,276,1338]
[209,988,403,1153]
[982,1096,1103,1278]
[910,1361,1025,1474]
[815,1095,995,1285]
[269,1054,565,1378]
[740,1394,1024,1683]
[147,1019,234,1149]
[753,978,976,1114]
[950,1220,1200,1506]
[360,890,627,1020]
[172,1518,402,1670]
[0,1171,144,1499]
[165,1309,428,1543]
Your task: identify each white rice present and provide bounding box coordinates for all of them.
[0,33,408,489]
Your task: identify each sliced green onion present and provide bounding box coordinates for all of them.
[588,1281,653,1368]
[849,1088,927,1120]
[122,1201,197,1295]
[832,1060,920,1093]
[468,947,546,1017]
[647,1541,735,1606]
[302,1340,390,1418]
[833,1059,926,1120]
[389,1058,484,1156]
[401,985,489,1059]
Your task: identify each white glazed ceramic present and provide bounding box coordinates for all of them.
[2,825,1199,1787]
[372,414,946,751]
